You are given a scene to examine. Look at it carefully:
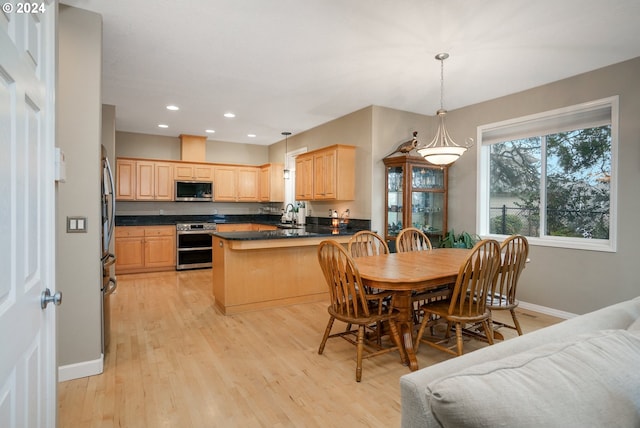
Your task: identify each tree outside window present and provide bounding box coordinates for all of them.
[479,97,617,252]
[489,127,611,239]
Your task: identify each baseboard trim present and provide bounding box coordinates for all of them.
[519,301,577,320]
[58,354,104,382]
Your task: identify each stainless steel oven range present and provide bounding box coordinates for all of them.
[176,222,217,270]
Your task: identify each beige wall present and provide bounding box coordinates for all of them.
[370,106,434,234]
[116,131,269,165]
[439,57,640,314]
[57,5,103,367]
[267,107,375,220]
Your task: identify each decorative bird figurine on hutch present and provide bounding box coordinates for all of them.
[385,131,419,158]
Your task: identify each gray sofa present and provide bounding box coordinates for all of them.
[400,297,640,428]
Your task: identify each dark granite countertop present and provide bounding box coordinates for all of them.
[211,223,362,240]
[115,214,371,232]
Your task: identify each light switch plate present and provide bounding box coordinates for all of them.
[67,216,88,233]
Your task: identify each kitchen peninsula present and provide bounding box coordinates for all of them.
[211,224,362,315]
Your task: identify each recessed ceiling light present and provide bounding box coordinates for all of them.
[205,129,215,133]
[158,124,169,128]
[224,112,235,118]
[166,105,179,111]
[247,134,256,138]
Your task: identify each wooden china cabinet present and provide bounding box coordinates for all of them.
[383,155,448,250]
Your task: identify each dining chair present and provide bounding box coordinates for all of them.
[395,227,433,252]
[395,228,450,324]
[317,240,406,382]
[414,239,502,356]
[489,235,529,335]
[348,230,390,258]
[348,230,392,344]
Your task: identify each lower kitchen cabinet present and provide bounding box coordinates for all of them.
[115,225,176,274]
[216,223,278,232]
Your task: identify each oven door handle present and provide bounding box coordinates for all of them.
[177,230,216,235]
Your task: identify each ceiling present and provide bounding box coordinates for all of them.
[60,0,640,146]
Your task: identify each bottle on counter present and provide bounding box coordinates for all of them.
[340,209,350,227]
[331,210,339,228]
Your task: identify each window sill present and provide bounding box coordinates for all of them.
[483,234,616,253]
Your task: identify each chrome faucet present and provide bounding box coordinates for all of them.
[284,203,296,224]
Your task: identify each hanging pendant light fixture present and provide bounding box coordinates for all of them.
[417,53,472,166]
[282,131,292,179]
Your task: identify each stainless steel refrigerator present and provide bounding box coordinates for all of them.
[101,145,117,352]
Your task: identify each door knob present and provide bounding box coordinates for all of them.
[41,288,62,309]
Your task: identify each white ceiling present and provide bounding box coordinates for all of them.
[60,0,640,146]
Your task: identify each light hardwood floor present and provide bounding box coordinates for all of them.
[58,269,562,427]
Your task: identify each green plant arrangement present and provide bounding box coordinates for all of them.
[440,230,481,249]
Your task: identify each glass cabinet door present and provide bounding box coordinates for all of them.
[410,192,444,235]
[410,165,446,238]
[411,166,444,190]
[386,165,404,237]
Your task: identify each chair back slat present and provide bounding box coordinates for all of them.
[318,240,369,318]
[448,239,501,317]
[492,235,529,308]
[348,230,389,258]
[396,228,433,252]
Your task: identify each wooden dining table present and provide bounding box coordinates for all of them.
[354,248,472,371]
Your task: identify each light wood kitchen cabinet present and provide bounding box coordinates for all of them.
[154,162,174,200]
[253,224,277,231]
[294,156,313,200]
[135,161,155,200]
[114,227,145,271]
[237,167,260,201]
[115,225,176,274]
[259,163,284,202]
[216,223,253,232]
[115,159,136,200]
[213,165,238,201]
[213,165,260,202]
[216,223,278,232]
[295,145,355,201]
[131,160,174,201]
[118,157,282,203]
[174,162,213,181]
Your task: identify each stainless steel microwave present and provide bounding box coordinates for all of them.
[175,180,213,202]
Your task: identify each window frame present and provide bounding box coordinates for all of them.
[476,96,619,252]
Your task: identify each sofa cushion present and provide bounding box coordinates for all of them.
[426,329,640,428]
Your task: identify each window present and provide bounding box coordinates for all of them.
[477,97,618,252]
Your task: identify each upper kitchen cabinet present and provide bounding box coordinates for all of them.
[213,165,260,202]
[213,165,237,201]
[295,145,355,201]
[174,162,214,181]
[383,155,448,247]
[259,163,285,202]
[237,167,260,201]
[116,159,136,200]
[136,160,174,200]
[294,155,313,200]
[116,158,173,201]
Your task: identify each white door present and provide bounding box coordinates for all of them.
[0,1,57,427]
